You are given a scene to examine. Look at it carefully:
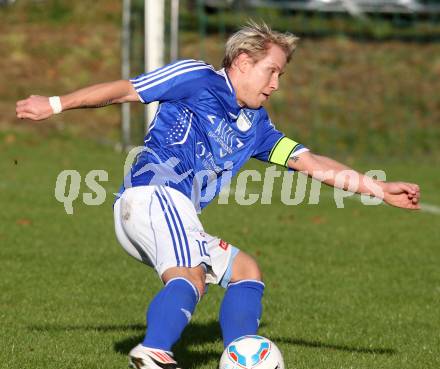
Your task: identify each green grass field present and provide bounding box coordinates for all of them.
[1,130,439,369]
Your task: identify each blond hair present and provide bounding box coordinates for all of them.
[222,21,299,69]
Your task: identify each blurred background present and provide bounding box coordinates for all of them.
[1,0,439,160]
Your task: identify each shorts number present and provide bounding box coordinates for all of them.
[196,240,209,257]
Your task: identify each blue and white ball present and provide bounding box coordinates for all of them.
[219,335,284,369]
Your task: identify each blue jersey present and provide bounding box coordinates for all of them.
[120,59,308,211]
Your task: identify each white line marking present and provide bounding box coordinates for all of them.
[420,202,440,215]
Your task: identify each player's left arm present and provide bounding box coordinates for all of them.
[288,151,421,210]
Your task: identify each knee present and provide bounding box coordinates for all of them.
[187,272,206,299]
[229,251,262,283]
[162,265,206,299]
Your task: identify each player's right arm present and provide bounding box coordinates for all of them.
[16,79,138,121]
[17,59,213,121]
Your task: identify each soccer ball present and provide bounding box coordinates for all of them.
[219,335,284,369]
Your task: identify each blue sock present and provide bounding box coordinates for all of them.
[219,280,265,347]
[142,278,199,351]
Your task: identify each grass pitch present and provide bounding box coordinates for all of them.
[1,130,439,369]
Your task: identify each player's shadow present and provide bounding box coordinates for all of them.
[113,321,396,367]
[272,336,396,355]
[113,320,224,368]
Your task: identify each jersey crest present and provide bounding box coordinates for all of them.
[236,109,255,132]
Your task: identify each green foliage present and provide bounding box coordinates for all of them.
[27,0,72,23]
[180,2,440,41]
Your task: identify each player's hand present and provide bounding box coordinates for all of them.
[382,181,421,210]
[16,95,54,121]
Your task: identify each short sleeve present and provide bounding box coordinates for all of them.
[252,110,309,167]
[130,59,214,104]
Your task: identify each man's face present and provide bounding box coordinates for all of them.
[235,43,287,109]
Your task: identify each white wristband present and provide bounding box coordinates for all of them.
[49,96,62,114]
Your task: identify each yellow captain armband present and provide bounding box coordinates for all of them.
[268,137,301,167]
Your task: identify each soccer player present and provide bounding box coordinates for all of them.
[16,22,420,369]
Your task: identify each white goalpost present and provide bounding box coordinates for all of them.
[121,0,179,149]
[144,0,165,136]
